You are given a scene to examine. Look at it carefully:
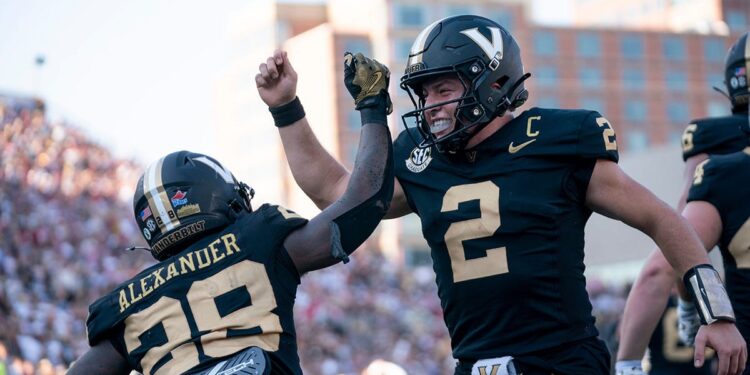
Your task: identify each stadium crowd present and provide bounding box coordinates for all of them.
[0,96,628,374]
[0,96,151,374]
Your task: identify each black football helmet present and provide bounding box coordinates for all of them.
[722,32,750,113]
[133,151,254,260]
[400,15,530,154]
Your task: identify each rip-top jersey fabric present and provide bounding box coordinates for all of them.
[687,147,750,347]
[393,107,619,361]
[681,114,748,161]
[86,204,308,375]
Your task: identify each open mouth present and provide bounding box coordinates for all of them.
[430,119,452,135]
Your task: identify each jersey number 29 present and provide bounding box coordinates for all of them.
[123,261,282,375]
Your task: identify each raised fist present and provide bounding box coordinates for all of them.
[343,52,392,114]
[256,49,298,108]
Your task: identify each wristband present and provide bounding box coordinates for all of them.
[359,107,388,127]
[357,93,390,127]
[269,97,305,127]
[683,264,735,324]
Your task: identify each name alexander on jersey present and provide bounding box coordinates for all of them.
[117,232,242,312]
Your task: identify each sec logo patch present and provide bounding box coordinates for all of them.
[405,146,432,173]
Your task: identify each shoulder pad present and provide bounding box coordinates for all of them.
[525,108,619,162]
[687,154,739,206]
[257,204,308,230]
[682,115,748,161]
[576,111,619,162]
[393,127,424,151]
[248,204,309,248]
[86,286,125,345]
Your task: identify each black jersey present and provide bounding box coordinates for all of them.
[394,107,619,360]
[688,148,750,344]
[681,114,748,161]
[86,204,308,375]
[647,297,712,375]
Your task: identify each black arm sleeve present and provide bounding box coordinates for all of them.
[284,122,394,274]
[329,124,394,262]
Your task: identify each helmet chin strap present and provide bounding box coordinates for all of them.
[713,85,750,113]
[124,246,152,253]
[439,121,487,154]
[436,72,531,154]
[713,85,732,103]
[417,113,486,153]
[235,181,255,212]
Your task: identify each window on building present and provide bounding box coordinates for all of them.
[394,4,425,28]
[579,67,603,88]
[706,70,723,88]
[444,5,474,18]
[624,99,647,123]
[621,35,644,59]
[487,10,513,31]
[621,67,645,90]
[627,131,650,152]
[665,70,687,91]
[727,11,747,32]
[663,36,685,61]
[395,37,413,61]
[535,95,559,108]
[668,130,684,146]
[704,38,725,63]
[666,101,690,123]
[534,31,557,56]
[343,38,371,57]
[579,97,605,114]
[577,33,601,58]
[707,100,730,117]
[348,110,360,131]
[534,66,558,87]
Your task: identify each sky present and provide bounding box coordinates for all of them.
[0,0,572,165]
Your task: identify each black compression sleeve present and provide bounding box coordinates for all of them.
[329,131,394,262]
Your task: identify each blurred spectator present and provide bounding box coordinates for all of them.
[361,359,408,375]
[0,95,152,375]
[295,251,454,374]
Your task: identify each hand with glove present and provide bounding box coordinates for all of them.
[343,52,392,126]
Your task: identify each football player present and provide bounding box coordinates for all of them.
[645,294,714,375]
[67,52,394,375]
[262,15,745,375]
[616,32,750,375]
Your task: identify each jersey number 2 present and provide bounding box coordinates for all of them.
[441,181,508,282]
[596,117,617,151]
[123,260,282,375]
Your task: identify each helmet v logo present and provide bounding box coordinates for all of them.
[195,156,234,183]
[460,27,504,62]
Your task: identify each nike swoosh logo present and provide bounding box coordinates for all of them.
[366,71,383,93]
[508,139,536,154]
